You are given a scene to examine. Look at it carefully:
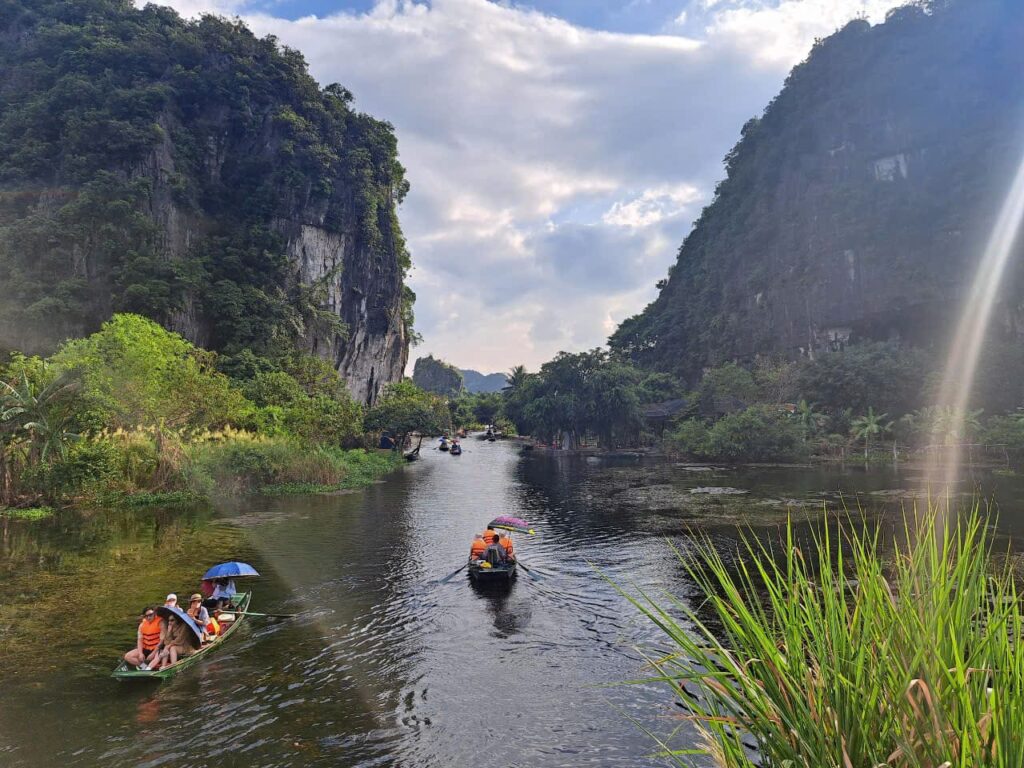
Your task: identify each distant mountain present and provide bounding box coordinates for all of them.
[460,369,507,394]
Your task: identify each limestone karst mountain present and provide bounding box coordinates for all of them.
[611,0,1024,383]
[0,0,412,404]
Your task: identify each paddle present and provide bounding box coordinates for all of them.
[514,560,545,581]
[231,610,299,619]
[438,564,468,583]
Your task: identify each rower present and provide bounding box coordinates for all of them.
[483,534,508,566]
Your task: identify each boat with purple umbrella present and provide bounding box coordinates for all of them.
[467,517,534,584]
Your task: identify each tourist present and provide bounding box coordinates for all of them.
[186,594,212,641]
[155,614,195,670]
[210,577,237,609]
[469,533,487,561]
[123,606,162,670]
[483,533,507,565]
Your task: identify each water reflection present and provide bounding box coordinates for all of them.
[4,445,1024,767]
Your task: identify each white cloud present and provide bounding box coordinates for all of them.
[705,0,900,67]
[150,0,904,371]
[603,184,702,228]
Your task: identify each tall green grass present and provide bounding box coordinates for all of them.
[624,505,1024,767]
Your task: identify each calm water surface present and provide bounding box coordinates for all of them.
[3,441,1024,767]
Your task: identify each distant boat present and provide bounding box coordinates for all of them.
[450,443,463,456]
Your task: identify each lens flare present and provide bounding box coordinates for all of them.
[924,152,1024,496]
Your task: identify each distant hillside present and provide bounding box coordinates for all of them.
[460,369,507,394]
[610,0,1024,383]
[413,355,464,396]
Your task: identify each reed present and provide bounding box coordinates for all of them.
[623,504,1024,767]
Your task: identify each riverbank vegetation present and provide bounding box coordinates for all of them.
[626,505,1024,767]
[480,339,1024,466]
[0,313,447,511]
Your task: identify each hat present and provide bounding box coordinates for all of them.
[165,593,177,602]
[189,593,202,602]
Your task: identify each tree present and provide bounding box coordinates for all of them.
[50,314,248,432]
[364,381,451,450]
[795,399,825,442]
[504,365,529,392]
[850,407,891,459]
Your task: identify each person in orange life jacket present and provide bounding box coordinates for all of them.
[469,534,487,560]
[124,606,162,670]
[483,533,508,565]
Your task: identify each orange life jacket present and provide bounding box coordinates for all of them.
[500,535,514,558]
[140,615,162,651]
[469,535,487,559]
[206,616,221,636]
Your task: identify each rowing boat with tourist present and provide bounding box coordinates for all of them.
[467,516,534,583]
[111,561,259,680]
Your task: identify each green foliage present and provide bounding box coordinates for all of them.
[795,342,931,417]
[282,393,363,447]
[693,362,758,417]
[519,350,644,448]
[668,405,803,462]
[0,505,55,520]
[186,437,396,495]
[51,314,248,431]
[364,380,451,445]
[624,504,1024,767]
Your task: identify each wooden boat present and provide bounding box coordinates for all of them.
[111,591,252,680]
[468,559,516,583]
[450,444,462,456]
[439,442,450,452]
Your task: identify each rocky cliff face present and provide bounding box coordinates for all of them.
[0,0,409,404]
[611,0,1024,382]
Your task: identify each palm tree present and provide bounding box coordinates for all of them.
[503,365,529,393]
[795,399,824,442]
[1,370,80,463]
[850,407,891,460]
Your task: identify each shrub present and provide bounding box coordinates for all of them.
[51,313,249,431]
[668,406,802,462]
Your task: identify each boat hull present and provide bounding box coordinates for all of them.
[111,591,252,680]
[468,561,516,583]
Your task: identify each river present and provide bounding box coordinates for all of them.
[3,440,1024,767]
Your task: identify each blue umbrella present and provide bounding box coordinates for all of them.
[202,561,260,579]
[156,604,203,648]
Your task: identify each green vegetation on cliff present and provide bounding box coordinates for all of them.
[0,0,411,374]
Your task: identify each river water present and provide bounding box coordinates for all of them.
[3,440,1024,767]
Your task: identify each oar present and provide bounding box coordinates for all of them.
[515,560,545,581]
[232,610,300,619]
[439,564,468,583]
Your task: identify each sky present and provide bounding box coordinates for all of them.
[148,0,906,373]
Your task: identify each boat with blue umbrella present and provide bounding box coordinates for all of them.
[111,562,258,680]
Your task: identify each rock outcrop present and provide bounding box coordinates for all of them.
[611,0,1024,383]
[0,0,410,404]
[413,355,464,396]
